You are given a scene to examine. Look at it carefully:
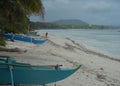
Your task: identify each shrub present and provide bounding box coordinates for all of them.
[0,37,6,46]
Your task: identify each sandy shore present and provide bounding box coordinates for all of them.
[0,35,120,86]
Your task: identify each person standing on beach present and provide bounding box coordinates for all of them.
[45,32,48,38]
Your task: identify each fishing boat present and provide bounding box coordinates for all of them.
[4,33,46,44]
[0,56,81,86]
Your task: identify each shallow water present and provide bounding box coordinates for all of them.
[37,29,120,59]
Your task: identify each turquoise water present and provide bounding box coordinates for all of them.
[37,29,120,59]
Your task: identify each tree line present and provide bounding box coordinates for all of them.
[30,22,112,30]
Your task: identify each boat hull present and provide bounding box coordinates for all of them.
[0,56,81,85]
[4,34,46,44]
[0,66,81,85]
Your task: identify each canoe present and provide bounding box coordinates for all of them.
[0,56,81,85]
[4,33,46,44]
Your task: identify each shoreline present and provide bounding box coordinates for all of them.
[66,37,120,63]
[38,28,120,59]
[0,35,120,86]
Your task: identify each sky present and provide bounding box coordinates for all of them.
[30,0,120,26]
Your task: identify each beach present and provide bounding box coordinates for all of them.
[0,35,120,86]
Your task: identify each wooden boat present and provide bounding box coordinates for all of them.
[0,56,81,86]
[4,33,46,44]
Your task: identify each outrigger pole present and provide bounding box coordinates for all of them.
[7,57,14,86]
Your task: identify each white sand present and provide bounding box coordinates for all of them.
[0,35,120,86]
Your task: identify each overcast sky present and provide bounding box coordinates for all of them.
[30,0,120,26]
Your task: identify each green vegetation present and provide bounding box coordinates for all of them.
[53,19,89,26]
[0,0,44,33]
[30,19,112,30]
[0,37,6,46]
[0,0,44,46]
[30,21,112,30]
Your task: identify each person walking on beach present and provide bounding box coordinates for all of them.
[45,32,48,38]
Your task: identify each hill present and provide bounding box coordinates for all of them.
[53,19,89,25]
[30,19,112,29]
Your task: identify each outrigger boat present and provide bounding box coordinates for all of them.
[4,33,46,44]
[0,56,81,86]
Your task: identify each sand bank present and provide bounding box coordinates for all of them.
[0,35,120,86]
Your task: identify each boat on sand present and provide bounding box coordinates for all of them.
[4,33,46,44]
[0,56,81,86]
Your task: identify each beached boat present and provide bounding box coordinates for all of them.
[0,56,81,86]
[4,33,46,44]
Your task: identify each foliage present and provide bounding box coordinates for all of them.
[0,37,6,46]
[30,21,112,29]
[0,0,44,33]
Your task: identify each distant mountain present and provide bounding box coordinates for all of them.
[53,19,89,25]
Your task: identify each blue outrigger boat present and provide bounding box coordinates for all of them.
[0,56,81,86]
[4,33,46,44]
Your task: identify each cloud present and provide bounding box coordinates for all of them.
[30,0,120,25]
[43,0,113,14]
[82,1,111,12]
[43,0,70,9]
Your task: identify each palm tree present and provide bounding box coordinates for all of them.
[0,0,44,33]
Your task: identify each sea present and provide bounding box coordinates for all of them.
[37,28,120,59]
